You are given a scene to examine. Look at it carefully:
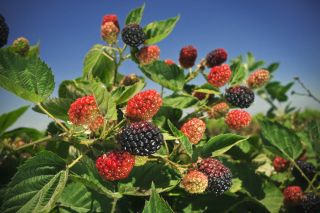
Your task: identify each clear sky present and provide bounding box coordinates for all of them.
[1,0,320,130]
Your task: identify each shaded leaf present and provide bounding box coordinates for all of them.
[1,151,68,213]
[167,120,193,156]
[33,98,73,121]
[260,119,303,160]
[163,93,197,109]
[142,183,174,213]
[201,134,248,157]
[0,106,28,135]
[83,44,115,85]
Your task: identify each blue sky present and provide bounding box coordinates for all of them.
[1,0,320,130]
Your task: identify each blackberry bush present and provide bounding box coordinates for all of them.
[0,4,319,213]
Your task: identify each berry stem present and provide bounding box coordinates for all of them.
[14,135,51,150]
[37,103,69,132]
[292,160,315,190]
[67,154,83,169]
[306,173,319,192]
[111,198,118,213]
[113,44,127,86]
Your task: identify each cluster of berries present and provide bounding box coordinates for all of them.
[172,45,270,130]
[101,14,160,65]
[181,157,232,195]
[273,156,319,212]
[68,89,164,181]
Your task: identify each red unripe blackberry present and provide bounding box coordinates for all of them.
[207,64,232,87]
[101,22,119,44]
[225,110,251,130]
[273,156,289,172]
[68,95,104,131]
[121,24,146,47]
[179,45,197,68]
[181,170,208,194]
[197,157,232,195]
[102,14,119,29]
[164,59,175,65]
[301,193,320,213]
[118,121,164,156]
[247,69,270,88]
[205,48,228,68]
[96,151,135,181]
[225,86,255,108]
[283,186,303,206]
[208,102,229,119]
[0,15,9,48]
[126,90,162,121]
[180,118,206,145]
[137,45,160,65]
[120,74,139,86]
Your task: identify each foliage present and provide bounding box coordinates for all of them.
[0,3,319,213]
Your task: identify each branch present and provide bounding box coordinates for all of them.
[293,77,320,104]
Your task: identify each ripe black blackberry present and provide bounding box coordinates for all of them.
[121,24,146,47]
[301,193,320,213]
[197,157,232,195]
[117,121,164,156]
[225,86,254,108]
[0,15,9,48]
[292,160,317,181]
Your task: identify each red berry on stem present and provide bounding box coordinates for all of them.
[126,90,162,121]
[207,64,232,87]
[225,110,251,130]
[283,186,304,206]
[179,45,197,68]
[137,45,160,65]
[205,48,228,68]
[96,151,135,181]
[180,118,206,145]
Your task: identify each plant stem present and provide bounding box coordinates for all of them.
[292,160,314,190]
[67,154,83,169]
[113,44,127,86]
[306,173,319,192]
[111,198,118,213]
[15,135,52,150]
[37,103,68,132]
[293,77,320,104]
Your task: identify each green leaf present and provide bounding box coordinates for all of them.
[153,106,182,128]
[112,81,145,105]
[265,81,294,102]
[0,106,28,135]
[167,120,193,156]
[140,61,185,91]
[1,151,68,213]
[83,44,115,85]
[86,81,117,120]
[193,88,220,95]
[201,134,248,157]
[266,62,280,73]
[26,44,40,58]
[144,16,180,45]
[58,79,87,100]
[58,182,111,213]
[118,162,180,196]
[32,98,73,121]
[125,3,145,25]
[258,180,283,213]
[260,119,303,160]
[249,60,265,72]
[142,183,174,213]
[0,127,44,140]
[163,93,197,109]
[230,64,247,85]
[0,49,55,103]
